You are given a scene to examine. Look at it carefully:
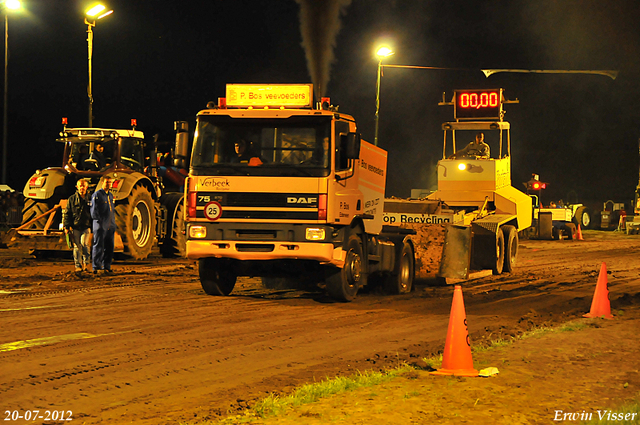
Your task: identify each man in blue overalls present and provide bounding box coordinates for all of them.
[91,176,116,274]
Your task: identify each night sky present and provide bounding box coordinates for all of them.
[3,0,640,208]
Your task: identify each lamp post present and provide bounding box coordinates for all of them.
[2,0,21,185]
[374,46,394,147]
[85,3,113,127]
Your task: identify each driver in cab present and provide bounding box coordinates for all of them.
[448,132,490,159]
[230,139,264,166]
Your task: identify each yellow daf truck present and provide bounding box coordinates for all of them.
[183,84,416,301]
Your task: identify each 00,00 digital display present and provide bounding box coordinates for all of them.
[458,92,499,109]
[454,89,502,120]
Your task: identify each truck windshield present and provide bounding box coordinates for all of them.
[191,115,331,177]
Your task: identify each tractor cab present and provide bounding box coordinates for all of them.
[58,122,146,176]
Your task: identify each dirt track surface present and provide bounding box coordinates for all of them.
[1,230,639,424]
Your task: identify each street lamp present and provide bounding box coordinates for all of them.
[2,0,21,185]
[374,46,394,146]
[85,3,113,127]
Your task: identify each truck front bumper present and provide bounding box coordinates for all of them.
[186,240,346,267]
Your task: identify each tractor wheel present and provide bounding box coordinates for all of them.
[384,240,415,294]
[160,201,186,258]
[115,185,155,260]
[325,232,364,302]
[21,199,54,230]
[502,225,518,273]
[198,258,237,295]
[573,206,591,229]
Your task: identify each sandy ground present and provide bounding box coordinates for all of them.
[0,230,639,424]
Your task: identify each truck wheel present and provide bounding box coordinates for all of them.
[385,240,414,294]
[160,201,186,258]
[502,225,518,273]
[325,233,363,302]
[198,258,236,295]
[21,199,53,230]
[574,206,591,229]
[115,185,155,260]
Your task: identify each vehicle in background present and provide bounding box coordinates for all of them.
[391,88,532,280]
[3,119,186,258]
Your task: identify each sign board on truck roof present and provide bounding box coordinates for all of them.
[225,84,313,108]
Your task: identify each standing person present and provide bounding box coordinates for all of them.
[91,176,116,274]
[62,179,92,274]
[448,132,490,159]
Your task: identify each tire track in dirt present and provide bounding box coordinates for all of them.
[1,232,639,423]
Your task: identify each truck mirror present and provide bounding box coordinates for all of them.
[344,132,361,159]
[174,132,190,169]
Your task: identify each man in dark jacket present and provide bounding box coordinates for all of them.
[63,179,92,273]
[91,176,116,274]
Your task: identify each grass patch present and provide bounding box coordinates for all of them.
[212,365,414,424]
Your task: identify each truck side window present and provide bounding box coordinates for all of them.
[335,121,350,171]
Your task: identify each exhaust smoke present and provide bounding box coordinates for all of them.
[295,0,352,99]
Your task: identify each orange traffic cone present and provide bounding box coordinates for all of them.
[576,224,584,241]
[583,262,614,320]
[431,285,479,377]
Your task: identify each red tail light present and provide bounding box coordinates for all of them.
[318,194,327,220]
[187,191,197,219]
[28,176,46,188]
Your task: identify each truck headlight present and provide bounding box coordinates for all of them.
[305,227,325,241]
[189,225,207,238]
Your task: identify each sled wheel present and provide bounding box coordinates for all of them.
[502,225,518,273]
[563,223,576,240]
[492,230,505,275]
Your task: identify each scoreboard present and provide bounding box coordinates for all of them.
[454,89,503,120]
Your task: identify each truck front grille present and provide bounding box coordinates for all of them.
[236,244,275,252]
